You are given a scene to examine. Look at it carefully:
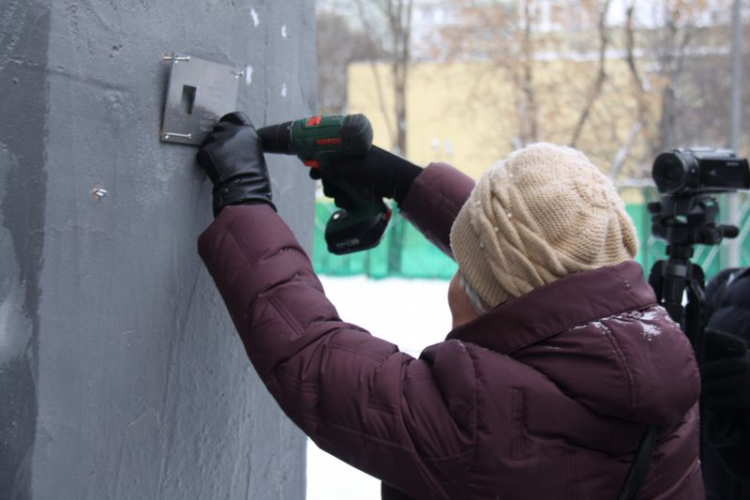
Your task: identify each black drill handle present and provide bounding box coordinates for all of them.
[325,180,391,255]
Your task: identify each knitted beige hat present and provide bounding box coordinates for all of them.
[450,143,639,309]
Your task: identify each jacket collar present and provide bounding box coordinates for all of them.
[446,261,657,355]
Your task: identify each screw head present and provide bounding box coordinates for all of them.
[93,188,109,200]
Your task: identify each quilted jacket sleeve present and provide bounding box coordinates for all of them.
[197,163,477,500]
[399,163,475,258]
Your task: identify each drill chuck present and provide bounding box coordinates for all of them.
[256,121,294,155]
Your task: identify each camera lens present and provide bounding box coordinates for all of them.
[653,152,692,193]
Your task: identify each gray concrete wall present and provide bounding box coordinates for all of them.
[0,1,316,498]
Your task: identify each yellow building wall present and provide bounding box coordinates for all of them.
[348,58,652,185]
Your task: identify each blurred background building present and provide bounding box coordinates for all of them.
[313,0,750,281]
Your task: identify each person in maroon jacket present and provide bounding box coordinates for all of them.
[196,113,704,499]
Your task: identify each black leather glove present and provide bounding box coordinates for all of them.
[310,146,422,206]
[701,330,750,410]
[197,112,275,217]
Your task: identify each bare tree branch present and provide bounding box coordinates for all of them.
[353,0,413,155]
[610,121,642,180]
[520,0,538,145]
[354,0,397,146]
[624,0,657,160]
[569,0,612,147]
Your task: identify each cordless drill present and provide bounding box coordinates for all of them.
[256,114,392,255]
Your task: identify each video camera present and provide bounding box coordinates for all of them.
[650,149,750,246]
[652,148,750,195]
[648,148,750,358]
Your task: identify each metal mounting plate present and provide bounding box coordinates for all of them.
[160,54,241,146]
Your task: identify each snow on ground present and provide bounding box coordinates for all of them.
[306,275,453,500]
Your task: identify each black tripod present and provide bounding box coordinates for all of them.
[647,192,739,362]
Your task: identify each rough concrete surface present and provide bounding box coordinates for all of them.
[0,1,316,498]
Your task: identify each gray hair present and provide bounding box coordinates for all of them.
[459,271,489,315]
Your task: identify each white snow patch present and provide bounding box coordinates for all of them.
[612,311,644,323]
[244,65,253,85]
[641,310,661,322]
[596,308,668,341]
[609,315,631,325]
[590,321,608,334]
[316,276,450,356]
[307,276,451,500]
[250,9,259,27]
[308,442,380,500]
[570,310,670,336]
[642,323,662,341]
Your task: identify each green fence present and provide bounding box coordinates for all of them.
[312,190,750,282]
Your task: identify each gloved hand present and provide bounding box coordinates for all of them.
[310,146,422,207]
[700,330,750,410]
[197,112,275,217]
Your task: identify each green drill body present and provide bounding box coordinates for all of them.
[257,114,391,255]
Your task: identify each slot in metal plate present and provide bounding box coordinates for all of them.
[160,54,241,146]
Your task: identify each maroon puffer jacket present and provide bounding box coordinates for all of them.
[198,163,704,499]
